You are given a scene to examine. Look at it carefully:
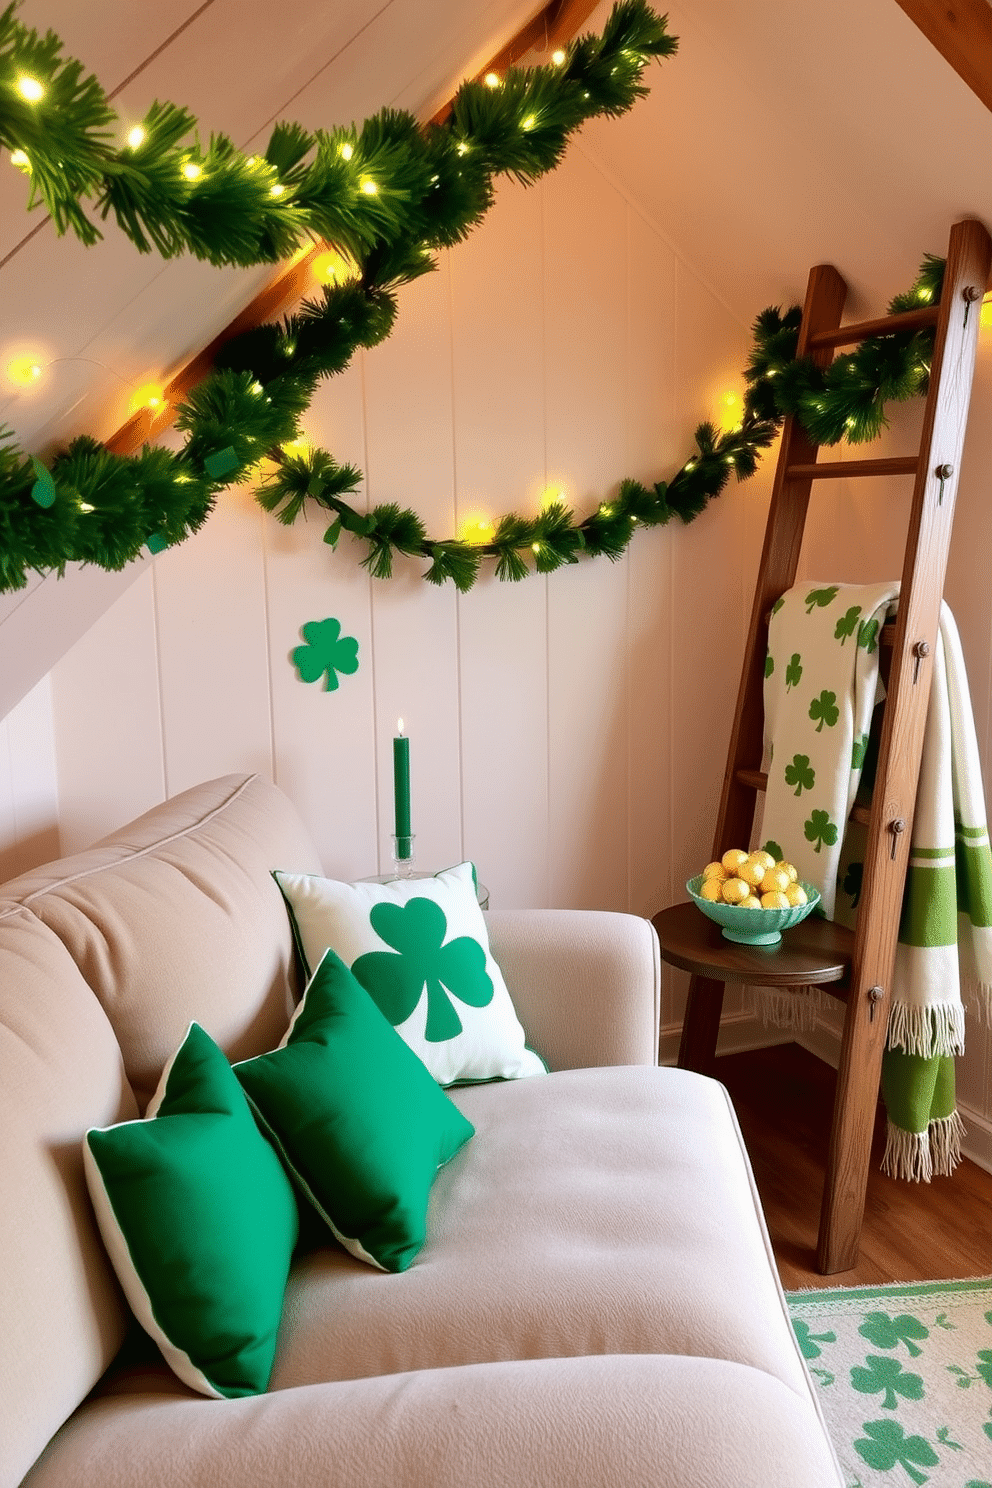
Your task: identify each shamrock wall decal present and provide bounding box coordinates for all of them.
[291,617,360,691]
[352,897,494,1042]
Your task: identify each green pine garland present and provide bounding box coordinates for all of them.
[0,2,947,595]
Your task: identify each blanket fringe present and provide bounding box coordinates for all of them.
[963,977,992,1028]
[748,985,825,1034]
[881,1110,965,1182]
[886,999,965,1059]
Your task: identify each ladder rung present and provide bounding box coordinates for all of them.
[735,769,874,831]
[806,304,940,350]
[787,455,919,481]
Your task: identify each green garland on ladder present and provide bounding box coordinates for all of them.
[0,2,946,594]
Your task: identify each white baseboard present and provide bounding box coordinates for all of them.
[660,1009,992,1179]
[795,1020,992,1178]
[658,1011,793,1067]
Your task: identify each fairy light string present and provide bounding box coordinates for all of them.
[0,4,949,593]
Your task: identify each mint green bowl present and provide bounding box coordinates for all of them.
[686,874,821,946]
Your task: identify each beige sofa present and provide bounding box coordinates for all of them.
[1,772,843,1488]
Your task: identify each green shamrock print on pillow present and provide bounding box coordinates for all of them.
[352,898,494,1042]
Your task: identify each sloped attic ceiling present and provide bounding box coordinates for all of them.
[2,0,992,719]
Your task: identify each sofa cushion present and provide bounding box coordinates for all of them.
[235,949,475,1272]
[85,1023,299,1400]
[273,862,546,1084]
[0,903,137,1488]
[0,774,323,1108]
[21,1354,844,1488]
[269,1066,811,1399]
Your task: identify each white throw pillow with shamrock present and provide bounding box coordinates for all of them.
[273,863,547,1085]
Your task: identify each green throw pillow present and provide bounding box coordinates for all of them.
[235,947,475,1272]
[273,861,547,1085]
[83,1022,299,1399]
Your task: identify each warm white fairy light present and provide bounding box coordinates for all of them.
[126,126,146,149]
[552,49,566,65]
[269,183,285,197]
[6,354,43,386]
[16,76,43,102]
[360,179,378,195]
[484,72,501,88]
[182,161,202,181]
[130,382,165,414]
[9,148,29,169]
[339,142,354,161]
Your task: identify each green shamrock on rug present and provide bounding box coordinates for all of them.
[792,1319,836,1360]
[851,1355,924,1410]
[291,618,360,691]
[786,653,803,691]
[859,1311,930,1357]
[352,898,494,1042]
[947,1351,992,1389]
[854,1420,938,1485]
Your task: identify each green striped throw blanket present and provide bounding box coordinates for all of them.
[761,583,992,1180]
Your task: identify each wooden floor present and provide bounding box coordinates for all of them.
[715,1042,992,1290]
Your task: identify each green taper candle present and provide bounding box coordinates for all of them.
[393,721,411,852]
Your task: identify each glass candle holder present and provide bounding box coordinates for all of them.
[392,834,416,876]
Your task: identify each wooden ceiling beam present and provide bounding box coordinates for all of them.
[893,0,992,113]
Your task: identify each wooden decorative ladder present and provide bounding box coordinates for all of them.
[652,218,992,1275]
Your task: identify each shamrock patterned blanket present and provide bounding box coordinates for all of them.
[761,583,992,1180]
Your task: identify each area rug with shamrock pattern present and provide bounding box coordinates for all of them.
[787,1276,992,1487]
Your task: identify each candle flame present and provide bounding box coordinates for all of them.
[397,718,404,735]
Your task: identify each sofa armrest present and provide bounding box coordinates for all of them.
[484,909,660,1071]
